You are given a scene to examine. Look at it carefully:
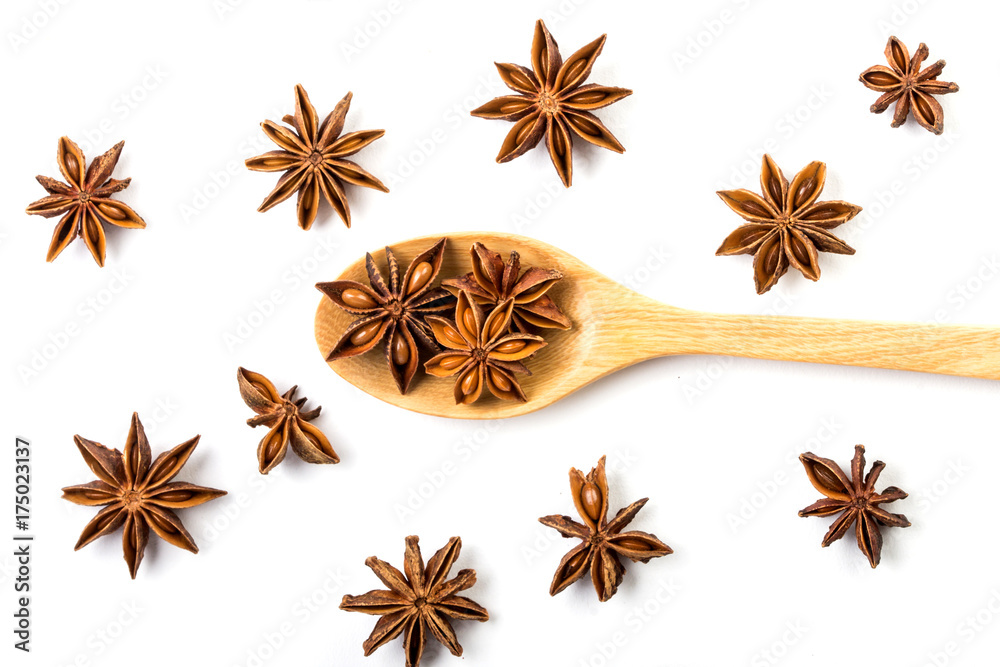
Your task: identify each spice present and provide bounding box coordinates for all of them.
[61,413,226,578]
[442,242,570,332]
[539,456,671,601]
[246,85,388,229]
[424,291,546,404]
[237,367,339,474]
[860,36,959,135]
[316,239,452,394]
[470,19,632,187]
[798,445,911,568]
[340,535,489,667]
[26,138,145,266]
[716,155,862,294]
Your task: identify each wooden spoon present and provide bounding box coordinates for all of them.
[315,232,1000,419]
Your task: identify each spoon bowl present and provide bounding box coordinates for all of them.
[316,232,1000,419]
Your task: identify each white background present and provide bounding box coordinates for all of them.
[2,0,999,665]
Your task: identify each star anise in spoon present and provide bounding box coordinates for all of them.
[26,137,146,266]
[442,242,570,332]
[716,154,862,294]
[61,413,226,578]
[316,238,452,394]
[245,85,388,230]
[237,367,339,474]
[471,19,632,187]
[539,456,671,601]
[860,36,959,135]
[340,535,489,667]
[799,445,911,568]
[424,291,546,404]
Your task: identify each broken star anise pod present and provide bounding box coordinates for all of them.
[237,367,339,474]
[539,455,672,602]
[716,154,862,294]
[26,137,146,267]
[61,413,226,579]
[860,36,959,135]
[245,84,388,230]
[340,535,489,667]
[424,291,546,404]
[316,238,452,394]
[799,444,911,569]
[442,242,570,333]
[471,19,632,187]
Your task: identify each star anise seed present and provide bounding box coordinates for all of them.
[316,238,453,394]
[340,535,489,667]
[424,291,546,404]
[61,413,226,578]
[716,154,862,294]
[246,85,389,230]
[539,455,672,601]
[442,242,570,333]
[237,367,339,474]
[860,36,959,135]
[471,19,632,187]
[26,137,146,266]
[799,444,911,568]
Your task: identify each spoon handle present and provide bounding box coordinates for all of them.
[650,309,1000,380]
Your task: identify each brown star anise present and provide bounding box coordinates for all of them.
[245,85,388,230]
[716,155,862,294]
[26,137,146,266]
[236,367,339,474]
[860,36,959,135]
[442,242,570,332]
[539,456,672,601]
[316,239,452,394]
[470,19,632,187]
[799,445,911,568]
[61,413,226,578]
[424,291,545,404]
[340,535,489,667]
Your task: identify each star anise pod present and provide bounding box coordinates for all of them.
[860,36,959,135]
[340,535,489,667]
[470,19,632,187]
[799,445,911,569]
[25,137,146,266]
[316,239,452,394]
[424,291,545,404]
[236,367,339,474]
[716,154,862,294]
[442,242,570,333]
[245,85,388,230]
[539,456,671,602]
[61,413,226,578]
